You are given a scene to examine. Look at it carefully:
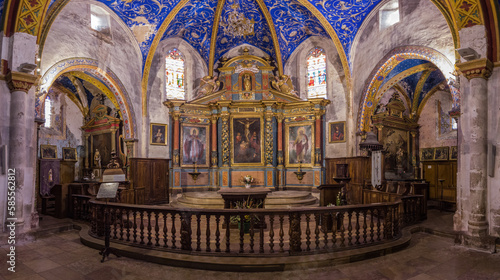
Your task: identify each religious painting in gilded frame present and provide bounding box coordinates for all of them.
[150,123,167,145]
[62,147,77,161]
[231,116,264,166]
[434,146,449,161]
[420,148,434,161]
[180,124,209,167]
[450,146,458,160]
[285,123,314,167]
[40,145,58,159]
[329,121,346,143]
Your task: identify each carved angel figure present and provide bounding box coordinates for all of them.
[196,76,220,97]
[271,75,296,95]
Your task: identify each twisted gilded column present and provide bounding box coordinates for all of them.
[221,111,230,167]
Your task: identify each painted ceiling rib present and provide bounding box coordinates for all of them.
[255,0,283,76]
[208,0,227,76]
[411,70,432,113]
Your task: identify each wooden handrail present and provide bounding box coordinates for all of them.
[73,194,426,256]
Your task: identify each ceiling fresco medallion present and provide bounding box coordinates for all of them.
[220,4,255,38]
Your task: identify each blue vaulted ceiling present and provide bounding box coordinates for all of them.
[88,0,384,70]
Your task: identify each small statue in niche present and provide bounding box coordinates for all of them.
[94,148,101,168]
[243,74,252,91]
[196,76,220,97]
[271,75,296,95]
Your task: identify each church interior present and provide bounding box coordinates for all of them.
[1,0,500,277]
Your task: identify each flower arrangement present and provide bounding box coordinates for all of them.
[230,196,262,224]
[241,175,255,186]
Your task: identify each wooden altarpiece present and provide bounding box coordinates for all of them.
[82,104,123,178]
[371,93,419,180]
[165,51,330,191]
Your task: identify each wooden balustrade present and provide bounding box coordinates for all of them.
[76,195,426,256]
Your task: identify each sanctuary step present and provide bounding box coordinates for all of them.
[171,190,318,209]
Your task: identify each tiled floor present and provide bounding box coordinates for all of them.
[1,210,499,280]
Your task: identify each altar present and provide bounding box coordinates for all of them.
[165,49,330,192]
[218,187,271,209]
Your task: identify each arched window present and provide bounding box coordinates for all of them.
[90,5,111,36]
[379,0,399,30]
[44,96,53,128]
[307,48,327,99]
[165,49,185,99]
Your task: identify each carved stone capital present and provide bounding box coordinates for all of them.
[456,58,493,80]
[6,71,37,93]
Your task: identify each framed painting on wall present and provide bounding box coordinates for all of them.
[180,124,209,167]
[150,123,167,145]
[450,146,458,160]
[40,145,58,159]
[329,121,346,143]
[420,148,434,161]
[62,147,77,161]
[434,146,449,160]
[231,116,263,166]
[285,123,314,167]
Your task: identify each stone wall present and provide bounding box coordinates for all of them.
[418,90,457,149]
[487,68,500,237]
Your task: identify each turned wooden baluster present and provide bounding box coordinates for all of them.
[314,213,320,250]
[370,209,374,243]
[279,215,285,253]
[259,214,265,254]
[239,214,245,253]
[362,210,367,244]
[133,211,137,243]
[139,211,145,245]
[126,210,130,242]
[339,212,345,247]
[323,213,328,249]
[180,212,192,251]
[225,214,231,253]
[147,211,152,246]
[215,215,221,252]
[112,208,118,239]
[206,214,211,252]
[355,211,360,245]
[331,211,337,248]
[155,212,160,246]
[119,208,124,241]
[269,214,275,253]
[249,214,255,254]
[305,213,311,251]
[347,210,353,246]
[163,213,168,248]
[196,214,201,251]
[171,214,177,249]
[376,209,382,241]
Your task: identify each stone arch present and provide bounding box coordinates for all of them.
[357,45,454,132]
[39,58,137,138]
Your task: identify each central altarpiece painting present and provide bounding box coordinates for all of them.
[165,51,330,191]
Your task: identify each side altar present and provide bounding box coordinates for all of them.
[165,50,330,192]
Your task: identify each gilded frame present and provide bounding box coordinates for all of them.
[40,144,58,159]
[420,148,434,161]
[150,123,167,145]
[231,115,264,166]
[329,121,346,143]
[434,146,449,161]
[285,122,314,167]
[180,123,209,167]
[62,147,77,161]
[450,146,458,160]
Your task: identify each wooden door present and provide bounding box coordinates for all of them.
[151,160,168,204]
[423,162,437,199]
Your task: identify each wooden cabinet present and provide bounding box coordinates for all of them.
[130,158,169,204]
[422,161,457,203]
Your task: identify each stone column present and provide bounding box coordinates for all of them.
[456,58,494,251]
[6,71,37,233]
[124,138,138,179]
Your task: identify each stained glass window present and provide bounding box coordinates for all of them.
[44,96,52,128]
[307,48,327,99]
[165,49,185,99]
